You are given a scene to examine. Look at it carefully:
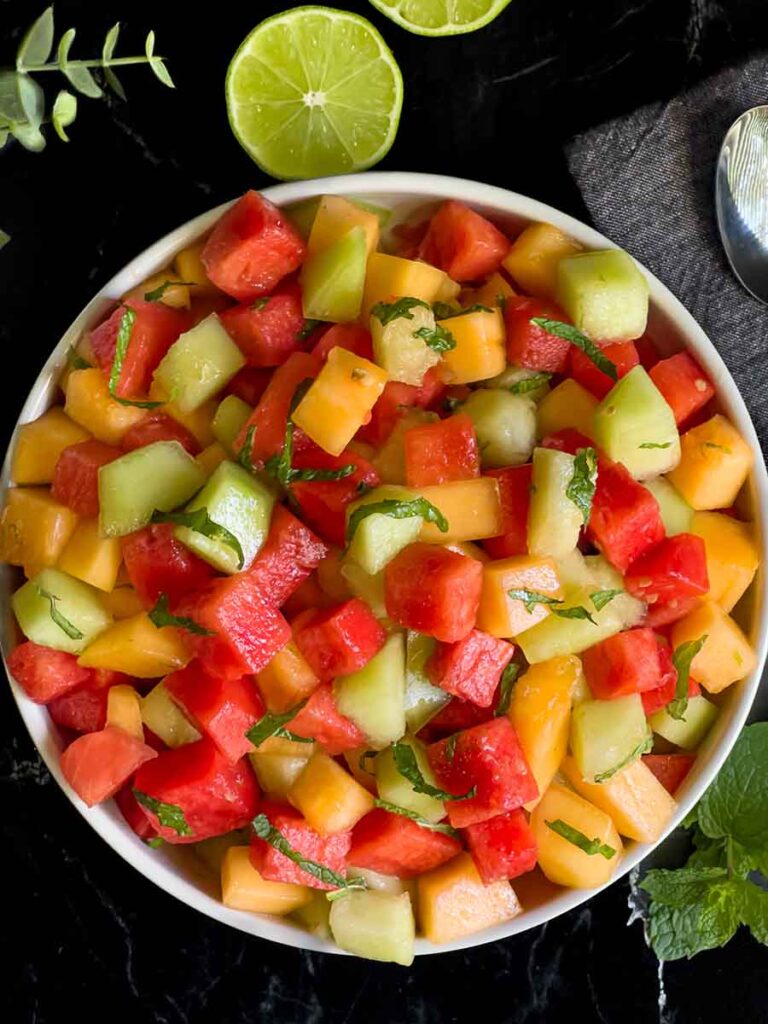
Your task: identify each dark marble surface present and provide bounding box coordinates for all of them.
[2,1,768,1021]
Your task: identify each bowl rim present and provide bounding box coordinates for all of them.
[2,170,767,957]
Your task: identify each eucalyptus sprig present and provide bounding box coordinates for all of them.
[1,6,173,153]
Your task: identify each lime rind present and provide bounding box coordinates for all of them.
[225,6,403,181]
[368,0,513,36]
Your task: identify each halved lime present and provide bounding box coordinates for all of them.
[226,7,403,181]
[369,0,512,36]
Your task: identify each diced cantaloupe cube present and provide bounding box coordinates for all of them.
[174,240,222,297]
[502,222,583,300]
[537,379,597,440]
[509,656,581,809]
[530,783,623,888]
[106,684,144,740]
[439,309,506,385]
[292,348,388,457]
[141,680,201,747]
[65,368,146,444]
[11,408,91,485]
[477,555,563,638]
[58,518,122,592]
[78,613,190,678]
[561,755,676,843]
[0,487,79,577]
[256,642,320,713]
[196,442,229,478]
[362,253,448,319]
[464,272,516,309]
[222,846,312,914]
[667,415,754,510]
[308,195,380,258]
[126,270,191,309]
[418,852,521,944]
[690,511,759,612]
[670,600,756,693]
[288,752,374,835]
[413,477,503,543]
[148,380,217,447]
[101,585,145,620]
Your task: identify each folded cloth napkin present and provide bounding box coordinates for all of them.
[567,58,768,719]
[566,55,768,450]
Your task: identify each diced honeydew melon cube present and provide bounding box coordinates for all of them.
[644,477,693,536]
[484,365,551,402]
[571,694,651,783]
[175,460,275,574]
[212,395,252,454]
[99,441,206,537]
[375,734,446,823]
[556,249,649,341]
[345,485,422,575]
[527,447,583,560]
[249,750,316,800]
[153,314,245,413]
[462,389,537,468]
[370,302,442,386]
[349,867,412,895]
[404,631,449,732]
[583,553,627,591]
[307,195,380,258]
[594,367,680,480]
[300,225,368,323]
[340,560,388,620]
[291,890,332,937]
[12,568,112,655]
[141,681,201,748]
[373,408,439,485]
[329,890,415,966]
[650,694,719,750]
[334,633,406,748]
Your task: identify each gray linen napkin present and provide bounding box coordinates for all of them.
[567,58,768,720]
[567,55,768,449]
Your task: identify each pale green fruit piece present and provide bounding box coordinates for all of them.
[153,314,245,413]
[371,302,441,386]
[527,446,582,560]
[404,630,449,732]
[300,226,367,322]
[340,560,388,620]
[375,733,445,823]
[12,568,111,655]
[369,0,513,37]
[650,695,719,750]
[334,633,406,748]
[212,395,251,454]
[141,681,201,748]
[571,694,651,783]
[484,364,551,402]
[346,484,422,575]
[644,476,693,536]
[462,388,536,468]
[556,248,649,341]
[329,890,415,965]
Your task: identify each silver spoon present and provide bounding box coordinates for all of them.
[716,105,768,304]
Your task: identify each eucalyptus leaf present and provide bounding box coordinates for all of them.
[0,71,27,124]
[102,22,121,62]
[63,64,103,100]
[16,6,55,69]
[17,75,45,129]
[52,90,77,142]
[104,67,126,101]
[57,28,76,67]
[11,122,46,152]
[150,60,175,89]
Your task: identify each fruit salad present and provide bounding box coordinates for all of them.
[1,190,760,965]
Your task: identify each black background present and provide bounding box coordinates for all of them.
[2,1,768,1021]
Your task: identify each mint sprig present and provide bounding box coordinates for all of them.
[566,447,598,525]
[494,662,520,717]
[531,318,618,381]
[371,296,428,326]
[667,635,708,721]
[133,790,192,837]
[373,799,459,837]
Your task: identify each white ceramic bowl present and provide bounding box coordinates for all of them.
[3,172,767,957]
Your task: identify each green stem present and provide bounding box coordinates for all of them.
[26,57,164,72]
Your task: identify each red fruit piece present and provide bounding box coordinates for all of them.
[504,296,572,372]
[121,523,215,608]
[311,323,374,363]
[427,629,514,708]
[650,352,715,427]
[644,595,702,630]
[201,190,306,302]
[570,340,639,400]
[418,200,510,282]
[7,641,91,703]
[642,753,696,794]
[219,279,305,367]
[52,440,122,517]
[247,505,328,607]
[357,368,445,447]
[384,542,483,643]
[588,455,666,572]
[482,465,533,560]
[250,805,350,889]
[582,627,662,700]
[427,717,538,828]
[348,809,462,878]
[48,684,109,734]
[121,413,200,456]
[625,534,709,605]
[225,366,271,407]
[61,726,158,807]
[291,448,380,548]
[293,598,386,683]
[289,683,365,755]
[464,808,538,884]
[115,783,157,841]
[641,643,701,716]
[419,696,494,741]
[133,737,260,843]
[404,413,480,488]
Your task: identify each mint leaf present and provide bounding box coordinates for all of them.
[371,296,428,326]
[264,378,314,488]
[413,323,457,352]
[697,723,768,852]
[545,819,616,858]
[667,635,708,720]
[151,508,244,570]
[553,605,597,625]
[346,497,448,545]
[237,424,257,471]
[737,877,768,945]
[109,307,163,409]
[392,741,475,801]
[148,593,215,636]
[133,790,193,836]
[507,588,563,614]
[290,463,356,483]
[296,319,322,342]
[646,886,740,961]
[252,297,270,311]
[639,441,672,450]
[358,749,378,774]
[66,345,92,370]
[373,799,459,836]
[508,373,551,395]
[144,279,194,302]
[251,813,365,896]
[590,588,623,612]
[246,701,309,748]
[34,586,84,640]
[531,318,618,381]
[445,733,459,763]
[593,730,653,782]
[494,662,519,717]
[566,446,598,524]
[433,302,492,320]
[640,865,728,908]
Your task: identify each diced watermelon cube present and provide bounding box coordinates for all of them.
[247,505,328,607]
[311,323,374,363]
[121,524,215,608]
[427,717,538,828]
[418,695,495,741]
[418,200,510,282]
[348,809,462,878]
[289,683,364,755]
[7,641,91,703]
[219,278,305,367]
[225,366,271,407]
[385,543,483,643]
[570,340,639,399]
[625,534,709,605]
[582,627,662,700]
[649,352,715,426]
[641,643,701,716]
[357,368,445,447]
[540,428,595,456]
[201,191,306,301]
[642,753,696,794]
[250,804,350,889]
[164,662,265,763]
[587,455,666,572]
[404,413,481,488]
[52,439,122,517]
[634,333,660,370]
[427,629,514,707]
[293,598,386,683]
[89,299,191,399]
[121,413,200,456]
[48,683,109,734]
[504,296,572,372]
[482,464,533,559]
[133,737,260,843]
[291,448,380,547]
[61,726,158,807]
[643,595,702,630]
[464,808,538,884]
[115,783,158,841]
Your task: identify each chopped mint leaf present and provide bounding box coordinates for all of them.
[373,799,459,836]
[509,373,551,394]
[251,813,364,896]
[667,635,708,720]
[371,296,429,326]
[392,741,475,801]
[531,318,618,381]
[251,297,271,311]
[507,588,563,615]
[433,302,493,320]
[590,588,623,612]
[593,731,653,782]
[148,593,215,636]
[34,586,84,640]
[108,307,163,408]
[66,345,92,370]
[638,441,672,450]
[143,279,194,302]
[494,662,520,717]
[296,319,322,342]
[133,790,193,836]
[346,497,448,545]
[246,700,309,748]
[545,819,616,858]
[413,323,456,352]
[237,424,257,472]
[553,605,597,625]
[151,507,244,570]
[566,446,598,525]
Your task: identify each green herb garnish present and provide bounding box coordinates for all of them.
[703,442,732,454]
[593,731,654,783]
[237,424,257,472]
[133,790,192,836]
[373,799,459,837]
[346,498,448,545]
[508,373,551,394]
[143,279,195,302]
[371,296,429,326]
[296,319,322,343]
[507,588,564,615]
[553,605,597,625]
[566,446,598,525]
[590,589,623,612]
[413,323,456,352]
[531,318,618,381]
[391,741,475,801]
[638,441,672,450]
[432,302,493,320]
[146,837,164,848]
[252,297,271,311]
[34,585,83,640]
[151,508,244,570]
[66,345,92,370]
[545,819,616,858]
[148,593,215,636]
[263,379,313,487]
[245,701,310,748]
[290,464,357,483]
[108,307,163,408]
[667,635,708,720]
[495,662,520,717]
